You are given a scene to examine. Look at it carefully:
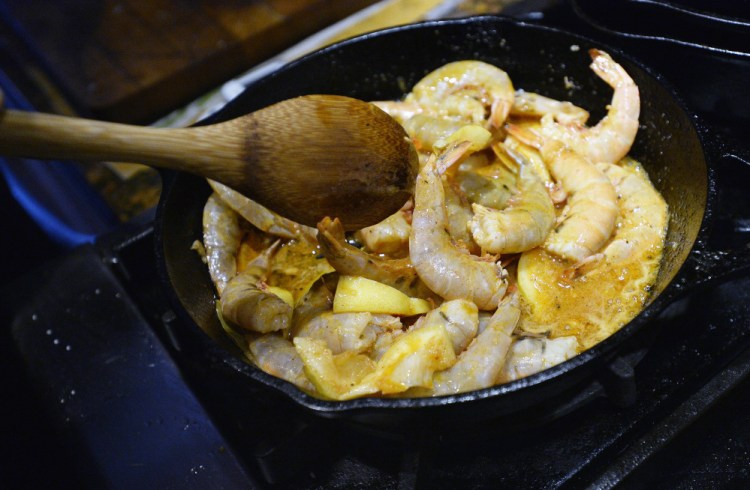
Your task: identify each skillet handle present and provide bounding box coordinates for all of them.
[675,131,750,292]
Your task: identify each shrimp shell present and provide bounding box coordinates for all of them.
[500,335,578,382]
[569,159,668,277]
[248,334,314,392]
[354,201,412,256]
[290,279,334,336]
[221,241,293,333]
[469,163,556,254]
[444,179,479,253]
[412,299,479,354]
[432,292,520,395]
[511,89,590,125]
[208,179,315,240]
[403,114,464,153]
[317,217,434,299]
[454,160,516,210]
[409,142,508,310]
[295,312,376,355]
[296,312,402,355]
[540,49,640,165]
[408,60,515,128]
[371,100,423,124]
[542,141,619,262]
[203,192,242,295]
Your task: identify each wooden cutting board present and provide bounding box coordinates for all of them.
[0,0,378,123]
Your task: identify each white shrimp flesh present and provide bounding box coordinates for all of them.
[500,336,578,382]
[409,142,508,310]
[354,200,413,256]
[248,334,315,392]
[411,299,479,354]
[295,311,402,355]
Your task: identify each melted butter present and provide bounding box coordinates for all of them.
[518,247,661,349]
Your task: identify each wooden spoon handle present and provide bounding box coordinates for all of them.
[0,109,244,176]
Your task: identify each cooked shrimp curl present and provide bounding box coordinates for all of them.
[432,291,521,395]
[469,161,556,254]
[407,60,515,128]
[540,49,640,165]
[540,140,619,262]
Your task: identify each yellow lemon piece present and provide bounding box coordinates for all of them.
[293,337,378,400]
[369,323,456,394]
[265,286,294,307]
[436,125,493,152]
[267,239,335,305]
[333,275,431,316]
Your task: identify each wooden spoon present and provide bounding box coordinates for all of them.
[0,94,418,230]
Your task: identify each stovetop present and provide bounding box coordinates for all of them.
[4,1,750,488]
[5,171,750,490]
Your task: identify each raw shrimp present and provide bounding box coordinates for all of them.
[208,180,315,240]
[542,140,619,262]
[221,241,293,333]
[540,49,640,165]
[444,179,479,253]
[202,192,242,295]
[432,292,520,395]
[469,162,556,254]
[354,201,412,256]
[499,335,578,382]
[295,311,402,355]
[290,279,334,335]
[412,299,479,354]
[248,334,314,392]
[511,90,590,125]
[409,142,508,310]
[407,60,515,128]
[317,217,433,299]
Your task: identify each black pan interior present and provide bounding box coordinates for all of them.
[155,16,709,421]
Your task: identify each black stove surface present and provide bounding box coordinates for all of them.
[4,1,750,488]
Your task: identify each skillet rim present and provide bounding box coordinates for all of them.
[155,14,714,415]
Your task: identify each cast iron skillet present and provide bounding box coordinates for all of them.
[155,16,750,432]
